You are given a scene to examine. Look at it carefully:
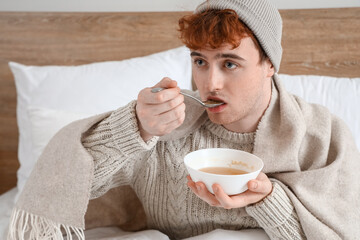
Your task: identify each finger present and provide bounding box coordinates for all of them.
[136,101,185,137]
[162,111,185,133]
[195,182,220,207]
[213,182,270,209]
[212,184,235,209]
[153,77,178,89]
[187,176,197,192]
[187,176,201,195]
[142,87,181,104]
[230,190,267,206]
[153,112,185,136]
[148,77,179,104]
[158,102,186,125]
[186,176,220,206]
[150,94,184,116]
[247,172,272,194]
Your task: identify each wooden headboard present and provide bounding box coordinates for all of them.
[0,8,359,195]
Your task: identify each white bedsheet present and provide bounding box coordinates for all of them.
[84,227,269,240]
[0,188,17,239]
[0,188,268,240]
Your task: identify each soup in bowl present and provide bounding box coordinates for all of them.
[184,148,264,195]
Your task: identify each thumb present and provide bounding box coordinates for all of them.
[154,77,178,89]
[247,179,272,194]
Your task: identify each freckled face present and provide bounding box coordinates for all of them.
[191,37,274,132]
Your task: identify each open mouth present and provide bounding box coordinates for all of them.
[205,96,227,112]
[206,96,226,104]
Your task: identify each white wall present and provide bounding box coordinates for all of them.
[0,0,359,12]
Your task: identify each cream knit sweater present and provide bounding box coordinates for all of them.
[10,75,359,239]
[82,83,305,239]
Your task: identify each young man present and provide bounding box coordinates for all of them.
[8,0,360,239]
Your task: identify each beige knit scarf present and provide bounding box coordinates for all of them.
[7,75,360,239]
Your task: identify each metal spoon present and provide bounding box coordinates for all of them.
[151,87,224,108]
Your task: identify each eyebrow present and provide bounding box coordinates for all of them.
[190,51,246,61]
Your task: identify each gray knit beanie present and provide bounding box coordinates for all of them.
[195,0,283,72]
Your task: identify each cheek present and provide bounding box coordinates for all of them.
[192,69,206,90]
[226,70,260,92]
[224,71,264,104]
[243,67,266,88]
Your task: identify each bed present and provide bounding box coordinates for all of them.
[0,8,359,239]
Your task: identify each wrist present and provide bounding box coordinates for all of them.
[136,115,154,142]
[246,182,294,228]
[108,101,158,154]
[139,127,154,142]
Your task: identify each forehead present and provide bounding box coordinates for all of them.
[190,37,258,58]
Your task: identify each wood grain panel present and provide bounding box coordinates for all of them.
[0,151,19,194]
[0,8,359,195]
[0,11,186,195]
[279,8,360,77]
[0,12,185,66]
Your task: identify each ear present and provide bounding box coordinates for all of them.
[265,59,275,78]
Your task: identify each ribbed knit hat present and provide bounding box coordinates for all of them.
[195,0,283,72]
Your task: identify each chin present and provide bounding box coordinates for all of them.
[207,113,236,125]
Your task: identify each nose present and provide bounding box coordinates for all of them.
[206,66,223,92]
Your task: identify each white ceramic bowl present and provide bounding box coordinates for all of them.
[184,148,264,195]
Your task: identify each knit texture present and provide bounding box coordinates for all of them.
[195,0,283,72]
[82,83,305,239]
[8,75,360,240]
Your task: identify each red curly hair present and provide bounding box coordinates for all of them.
[178,9,267,62]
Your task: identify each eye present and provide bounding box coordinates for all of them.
[194,58,206,67]
[224,61,238,69]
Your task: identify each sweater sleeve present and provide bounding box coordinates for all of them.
[245,181,306,240]
[82,101,158,199]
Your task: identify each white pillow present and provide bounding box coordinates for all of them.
[10,107,94,203]
[279,74,360,150]
[10,46,192,202]
[28,107,93,172]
